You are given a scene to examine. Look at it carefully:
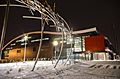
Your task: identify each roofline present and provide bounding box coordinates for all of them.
[72,27,97,34]
[2,27,97,50]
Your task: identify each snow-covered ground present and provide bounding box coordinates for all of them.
[0,60,120,79]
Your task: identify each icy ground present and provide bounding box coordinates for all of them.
[0,60,120,79]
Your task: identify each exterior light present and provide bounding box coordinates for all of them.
[24,35,28,41]
[23,35,28,63]
[52,41,58,61]
[61,23,64,26]
[53,41,58,46]
[60,41,66,43]
[69,38,73,42]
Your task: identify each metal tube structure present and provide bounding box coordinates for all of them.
[55,47,57,60]
[23,40,27,62]
[23,35,28,63]
[0,0,72,70]
[64,32,73,65]
[31,14,45,71]
[54,27,64,68]
[0,0,10,60]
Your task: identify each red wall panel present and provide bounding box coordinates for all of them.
[85,35,105,52]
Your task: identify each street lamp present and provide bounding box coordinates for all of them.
[23,35,28,63]
[52,41,58,60]
[53,41,58,46]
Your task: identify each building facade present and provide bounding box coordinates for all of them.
[2,27,116,62]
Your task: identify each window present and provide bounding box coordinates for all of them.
[17,50,21,53]
[33,47,36,52]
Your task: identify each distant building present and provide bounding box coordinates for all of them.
[2,27,116,61]
[3,34,53,61]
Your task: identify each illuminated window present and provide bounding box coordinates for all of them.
[74,37,82,52]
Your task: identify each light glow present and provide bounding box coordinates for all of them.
[24,36,28,41]
[53,41,58,46]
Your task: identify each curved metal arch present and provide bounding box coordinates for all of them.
[0,4,29,8]
[1,0,72,69]
[0,3,71,35]
[16,0,71,33]
[0,4,57,26]
[2,27,97,51]
[2,31,63,50]
[15,0,72,69]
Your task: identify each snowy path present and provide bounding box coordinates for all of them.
[0,60,120,79]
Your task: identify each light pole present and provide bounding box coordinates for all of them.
[52,41,58,61]
[23,35,28,63]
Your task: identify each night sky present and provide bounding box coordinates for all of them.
[0,0,120,53]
